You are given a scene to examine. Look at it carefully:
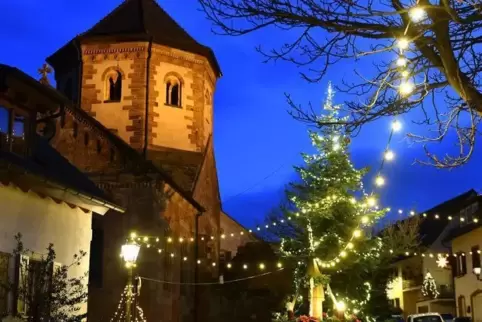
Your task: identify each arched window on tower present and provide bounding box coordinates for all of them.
[165,77,182,108]
[104,70,122,102]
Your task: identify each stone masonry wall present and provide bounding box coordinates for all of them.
[192,139,222,266]
[148,45,217,154]
[81,42,148,150]
[50,105,125,174]
[88,177,198,322]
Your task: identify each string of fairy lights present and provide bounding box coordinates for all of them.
[120,4,474,298]
[110,284,146,322]
[124,54,480,274]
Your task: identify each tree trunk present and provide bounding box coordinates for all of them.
[308,259,324,319]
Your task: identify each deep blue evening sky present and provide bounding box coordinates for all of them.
[1,0,481,228]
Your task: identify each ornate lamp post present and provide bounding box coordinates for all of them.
[120,241,140,322]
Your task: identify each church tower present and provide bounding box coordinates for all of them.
[46,0,221,158]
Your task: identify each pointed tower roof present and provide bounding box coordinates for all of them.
[47,0,221,76]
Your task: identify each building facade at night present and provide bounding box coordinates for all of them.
[386,190,480,318]
[0,65,124,317]
[0,1,259,320]
[43,0,226,320]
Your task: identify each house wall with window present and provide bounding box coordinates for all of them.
[0,182,92,316]
[451,226,482,319]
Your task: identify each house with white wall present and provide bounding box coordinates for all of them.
[445,210,482,321]
[387,190,479,317]
[0,65,124,318]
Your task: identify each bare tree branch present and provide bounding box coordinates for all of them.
[199,0,482,167]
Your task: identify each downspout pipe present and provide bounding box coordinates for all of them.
[73,38,83,108]
[143,37,154,159]
[194,211,202,322]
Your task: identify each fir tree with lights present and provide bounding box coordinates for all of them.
[273,83,419,321]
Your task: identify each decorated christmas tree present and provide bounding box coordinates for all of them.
[422,272,439,299]
[273,83,418,321]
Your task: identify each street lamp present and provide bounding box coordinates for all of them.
[121,241,140,322]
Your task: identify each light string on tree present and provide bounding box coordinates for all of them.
[109,285,146,322]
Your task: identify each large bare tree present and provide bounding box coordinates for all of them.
[199,0,482,167]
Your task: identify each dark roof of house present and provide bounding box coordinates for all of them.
[0,135,123,212]
[443,198,482,243]
[0,64,71,111]
[47,0,221,76]
[391,189,478,248]
[444,221,482,243]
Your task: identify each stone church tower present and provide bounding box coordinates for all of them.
[44,1,224,321]
[47,0,221,157]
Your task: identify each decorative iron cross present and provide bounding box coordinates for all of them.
[38,63,52,85]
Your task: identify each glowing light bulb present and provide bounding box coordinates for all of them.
[259,263,265,270]
[392,120,402,132]
[353,230,362,238]
[130,232,137,238]
[361,216,369,224]
[375,175,385,187]
[336,301,346,311]
[340,251,347,258]
[277,262,283,268]
[333,142,341,151]
[384,150,395,161]
[397,38,410,50]
[347,242,354,249]
[396,56,408,67]
[400,80,415,96]
[398,209,403,214]
[367,196,377,207]
[227,263,232,268]
[401,70,410,78]
[243,264,248,270]
[410,211,415,216]
[409,7,426,23]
